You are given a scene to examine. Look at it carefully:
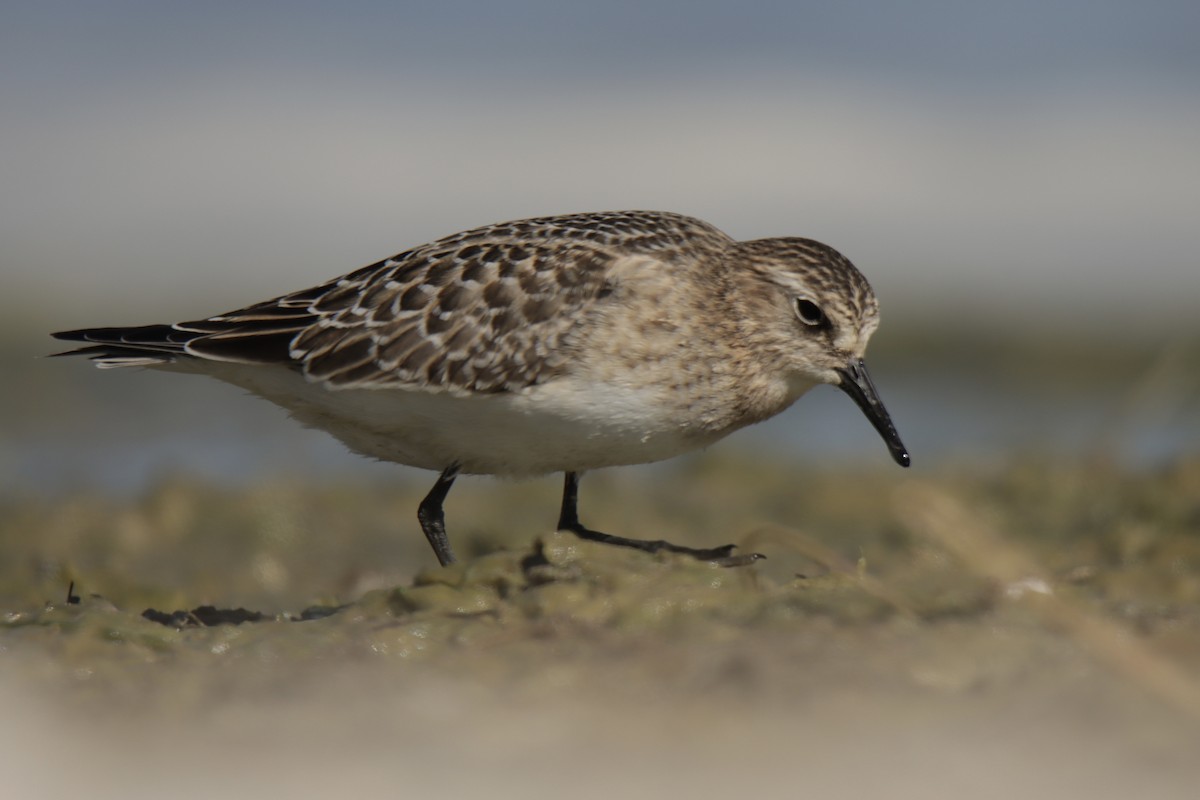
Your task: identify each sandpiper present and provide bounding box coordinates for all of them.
[52,210,910,566]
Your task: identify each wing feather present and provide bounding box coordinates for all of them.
[53,211,733,390]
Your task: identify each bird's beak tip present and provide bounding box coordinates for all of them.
[834,359,910,468]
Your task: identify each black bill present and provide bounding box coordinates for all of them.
[835,358,911,468]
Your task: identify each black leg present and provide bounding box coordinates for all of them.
[556,472,761,565]
[417,465,460,566]
[556,470,584,531]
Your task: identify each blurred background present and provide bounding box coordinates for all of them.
[2,0,1198,488]
[4,5,1200,798]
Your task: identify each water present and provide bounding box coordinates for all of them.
[3,353,1197,496]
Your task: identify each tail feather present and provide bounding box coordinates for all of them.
[51,318,307,368]
[52,289,323,369]
[52,323,192,346]
[51,324,191,367]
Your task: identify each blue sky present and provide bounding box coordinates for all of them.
[4,1,1199,336]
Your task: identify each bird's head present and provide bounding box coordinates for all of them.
[732,237,910,467]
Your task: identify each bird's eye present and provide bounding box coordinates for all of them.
[794,298,827,327]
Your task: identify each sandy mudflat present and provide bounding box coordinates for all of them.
[2,456,1198,799]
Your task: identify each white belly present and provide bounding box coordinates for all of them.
[201,363,738,476]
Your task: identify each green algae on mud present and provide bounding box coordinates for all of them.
[3,531,886,664]
[0,453,1195,710]
[4,455,1199,603]
[3,455,1200,800]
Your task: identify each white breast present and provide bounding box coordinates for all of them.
[197,362,732,476]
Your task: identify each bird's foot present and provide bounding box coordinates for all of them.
[558,523,764,567]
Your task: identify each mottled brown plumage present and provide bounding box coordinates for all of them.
[51,210,909,568]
